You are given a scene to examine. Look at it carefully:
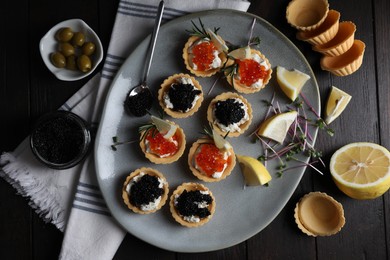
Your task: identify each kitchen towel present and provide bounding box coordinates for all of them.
[0,0,250,259]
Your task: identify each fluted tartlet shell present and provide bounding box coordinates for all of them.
[158,73,204,118]
[320,39,365,76]
[294,192,345,236]
[286,0,329,31]
[169,182,216,227]
[207,92,253,137]
[296,10,340,45]
[225,49,272,94]
[183,36,227,77]
[122,167,169,214]
[188,138,236,182]
[313,21,356,57]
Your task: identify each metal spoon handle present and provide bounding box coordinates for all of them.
[142,0,164,83]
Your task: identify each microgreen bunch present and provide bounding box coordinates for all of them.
[254,93,334,177]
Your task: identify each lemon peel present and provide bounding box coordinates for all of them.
[324,86,352,124]
[330,142,390,199]
[257,110,298,143]
[276,66,310,101]
[236,154,272,186]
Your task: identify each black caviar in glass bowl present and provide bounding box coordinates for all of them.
[30,110,91,169]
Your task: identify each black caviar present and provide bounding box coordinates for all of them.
[214,98,245,126]
[167,83,201,112]
[124,88,153,117]
[129,174,163,208]
[176,190,212,219]
[31,115,85,164]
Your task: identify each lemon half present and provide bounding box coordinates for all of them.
[151,116,177,139]
[324,86,352,124]
[276,66,310,101]
[236,154,272,186]
[330,142,390,199]
[257,110,298,143]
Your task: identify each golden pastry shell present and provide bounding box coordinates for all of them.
[286,0,329,31]
[122,167,169,214]
[188,138,236,182]
[139,121,186,164]
[207,92,253,137]
[169,182,216,227]
[158,73,204,118]
[183,36,227,77]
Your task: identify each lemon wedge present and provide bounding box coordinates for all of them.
[236,154,272,185]
[330,142,390,199]
[257,111,298,143]
[151,116,177,139]
[212,129,233,151]
[206,28,228,52]
[324,86,352,125]
[276,66,310,101]
[228,46,251,60]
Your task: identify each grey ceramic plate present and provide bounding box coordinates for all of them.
[95,10,320,253]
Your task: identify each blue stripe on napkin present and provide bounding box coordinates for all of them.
[118,1,188,20]
[101,54,125,80]
[72,182,111,216]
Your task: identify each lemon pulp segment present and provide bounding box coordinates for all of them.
[257,110,298,143]
[276,66,310,101]
[325,86,352,124]
[236,154,272,186]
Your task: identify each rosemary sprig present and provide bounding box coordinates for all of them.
[185,18,219,39]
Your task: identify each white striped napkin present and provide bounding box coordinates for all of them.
[0,0,250,259]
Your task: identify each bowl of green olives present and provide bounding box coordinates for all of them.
[40,19,103,81]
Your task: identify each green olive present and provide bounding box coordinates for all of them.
[77,55,92,72]
[58,42,75,57]
[82,42,96,56]
[50,52,66,68]
[72,32,85,47]
[55,27,74,42]
[66,55,77,70]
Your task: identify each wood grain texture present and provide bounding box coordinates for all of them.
[1,0,389,259]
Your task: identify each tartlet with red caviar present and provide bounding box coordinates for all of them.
[139,116,186,164]
[188,129,236,182]
[183,21,228,77]
[225,46,272,94]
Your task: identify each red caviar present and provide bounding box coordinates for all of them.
[192,41,218,71]
[237,59,268,87]
[195,143,230,177]
[145,129,179,157]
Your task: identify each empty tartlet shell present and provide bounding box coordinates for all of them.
[320,39,365,76]
[122,167,169,214]
[169,182,216,227]
[294,192,345,236]
[296,10,340,46]
[188,138,236,182]
[286,0,329,31]
[225,49,273,94]
[139,121,186,164]
[158,73,204,118]
[207,92,253,137]
[313,21,356,57]
[183,36,227,77]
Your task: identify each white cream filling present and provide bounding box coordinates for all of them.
[163,77,200,112]
[214,98,249,133]
[145,139,178,158]
[188,39,222,71]
[126,172,166,211]
[234,53,269,89]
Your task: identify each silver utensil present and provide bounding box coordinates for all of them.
[124,0,165,117]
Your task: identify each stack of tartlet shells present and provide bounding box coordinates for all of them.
[286,0,365,76]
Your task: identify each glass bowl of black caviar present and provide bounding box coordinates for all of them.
[30,110,91,169]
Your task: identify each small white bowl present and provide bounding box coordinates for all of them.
[39,19,103,81]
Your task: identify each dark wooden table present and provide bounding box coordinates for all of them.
[1,0,389,259]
